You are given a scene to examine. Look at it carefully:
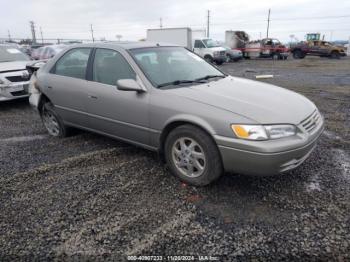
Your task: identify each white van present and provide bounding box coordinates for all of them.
[147,28,226,65]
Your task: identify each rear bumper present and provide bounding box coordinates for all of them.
[216,123,324,176]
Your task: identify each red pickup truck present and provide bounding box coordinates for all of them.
[290,40,347,59]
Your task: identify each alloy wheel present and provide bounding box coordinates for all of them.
[42,108,60,136]
[171,137,206,178]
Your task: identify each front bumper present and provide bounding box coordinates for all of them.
[215,118,324,176]
[0,83,29,101]
[213,55,226,63]
[280,52,289,57]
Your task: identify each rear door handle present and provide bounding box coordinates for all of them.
[47,86,52,89]
[88,94,98,99]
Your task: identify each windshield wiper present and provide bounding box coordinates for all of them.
[157,80,200,88]
[195,75,226,81]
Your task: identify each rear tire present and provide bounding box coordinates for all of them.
[330,51,340,59]
[165,125,223,186]
[40,102,68,137]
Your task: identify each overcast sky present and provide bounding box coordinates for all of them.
[1,0,350,42]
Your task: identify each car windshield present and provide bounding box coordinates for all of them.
[0,46,30,62]
[202,39,221,48]
[130,47,225,88]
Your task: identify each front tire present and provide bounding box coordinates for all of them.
[165,125,223,186]
[41,102,68,137]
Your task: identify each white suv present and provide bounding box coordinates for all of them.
[0,45,31,101]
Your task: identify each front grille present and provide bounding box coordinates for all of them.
[10,90,27,96]
[6,75,30,82]
[220,51,226,56]
[300,110,321,133]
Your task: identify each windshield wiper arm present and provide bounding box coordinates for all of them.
[157,80,197,88]
[195,75,226,81]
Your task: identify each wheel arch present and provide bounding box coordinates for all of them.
[203,54,213,60]
[158,116,217,156]
[38,93,51,113]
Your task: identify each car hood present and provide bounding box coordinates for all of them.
[0,61,29,73]
[167,76,316,124]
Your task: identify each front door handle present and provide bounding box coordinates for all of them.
[47,86,53,89]
[88,94,98,99]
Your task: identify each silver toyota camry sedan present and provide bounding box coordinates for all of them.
[29,42,324,186]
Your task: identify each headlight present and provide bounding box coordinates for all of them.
[231,125,268,140]
[231,124,296,140]
[213,51,220,57]
[265,125,296,139]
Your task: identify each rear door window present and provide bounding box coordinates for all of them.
[53,48,91,80]
[92,48,136,86]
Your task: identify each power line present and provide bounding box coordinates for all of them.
[273,14,350,21]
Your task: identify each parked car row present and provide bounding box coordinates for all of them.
[27,42,324,186]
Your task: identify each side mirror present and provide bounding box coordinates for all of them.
[116,79,144,92]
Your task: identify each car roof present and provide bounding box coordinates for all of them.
[65,41,180,50]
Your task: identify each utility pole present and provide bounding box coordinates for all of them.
[7,30,11,42]
[90,24,95,42]
[30,21,37,44]
[160,18,163,29]
[266,9,271,38]
[207,10,210,38]
[40,27,44,44]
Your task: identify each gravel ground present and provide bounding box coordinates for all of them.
[0,56,349,261]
